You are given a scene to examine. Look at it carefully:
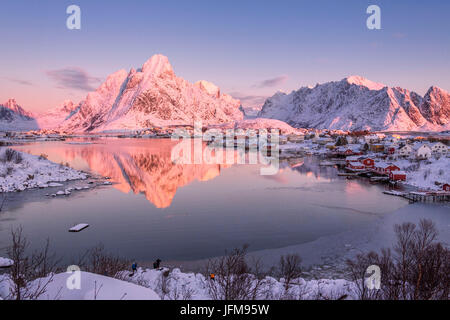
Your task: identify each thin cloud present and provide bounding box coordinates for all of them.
[392,32,406,39]
[45,67,101,91]
[254,75,289,88]
[5,78,33,86]
[230,92,268,108]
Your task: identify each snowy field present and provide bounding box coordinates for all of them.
[0,148,87,193]
[396,157,450,190]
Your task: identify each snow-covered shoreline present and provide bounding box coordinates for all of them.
[0,268,356,300]
[0,148,88,193]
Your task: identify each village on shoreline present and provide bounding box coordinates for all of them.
[1,123,450,202]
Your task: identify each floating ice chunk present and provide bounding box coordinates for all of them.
[0,257,13,268]
[69,223,89,232]
[49,183,64,187]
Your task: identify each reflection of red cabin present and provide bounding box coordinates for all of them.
[443,184,450,192]
[361,158,375,168]
[390,171,407,181]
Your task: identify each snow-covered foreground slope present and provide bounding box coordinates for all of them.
[0,272,160,300]
[120,268,356,300]
[0,148,87,192]
[258,76,450,131]
[0,268,356,300]
[57,54,243,132]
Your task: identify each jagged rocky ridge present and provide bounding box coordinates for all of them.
[258,76,450,131]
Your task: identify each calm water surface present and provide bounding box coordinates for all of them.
[0,139,409,263]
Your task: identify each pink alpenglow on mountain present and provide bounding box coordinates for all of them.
[0,99,39,131]
[258,76,450,132]
[59,54,243,132]
[36,100,81,130]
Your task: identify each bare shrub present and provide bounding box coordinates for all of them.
[204,245,266,300]
[14,153,23,164]
[279,254,302,290]
[4,149,16,162]
[346,219,449,300]
[83,244,130,279]
[5,227,61,300]
[168,284,195,300]
[0,194,6,211]
[2,148,22,164]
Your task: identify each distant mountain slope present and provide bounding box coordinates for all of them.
[36,100,81,130]
[59,55,244,132]
[258,76,450,131]
[0,99,39,131]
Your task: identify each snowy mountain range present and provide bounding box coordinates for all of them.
[258,76,450,131]
[1,55,243,133]
[58,54,243,132]
[2,63,449,133]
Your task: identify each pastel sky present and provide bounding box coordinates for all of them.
[1,0,449,113]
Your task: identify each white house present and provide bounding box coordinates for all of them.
[413,144,432,160]
[397,145,413,158]
[430,142,448,154]
[365,134,380,144]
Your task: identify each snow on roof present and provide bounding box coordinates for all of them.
[374,161,399,168]
[391,171,406,175]
[412,142,431,151]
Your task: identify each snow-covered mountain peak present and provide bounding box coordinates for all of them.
[345,75,386,91]
[141,54,174,76]
[60,100,76,112]
[56,55,243,132]
[2,98,34,118]
[426,85,448,96]
[195,80,220,98]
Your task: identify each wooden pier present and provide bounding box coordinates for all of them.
[383,190,450,203]
[405,191,450,203]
